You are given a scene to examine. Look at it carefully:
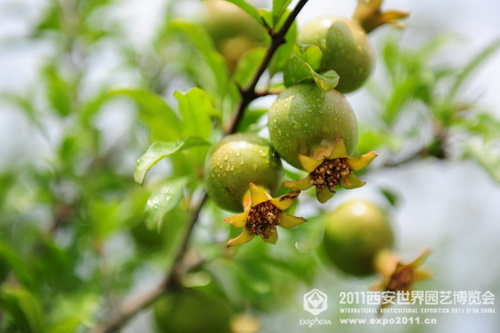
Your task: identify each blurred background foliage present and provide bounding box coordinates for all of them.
[0,0,499,332]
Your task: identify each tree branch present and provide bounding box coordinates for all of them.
[91,1,310,332]
[225,0,310,134]
[91,193,206,333]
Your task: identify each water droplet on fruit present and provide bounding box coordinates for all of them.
[223,155,229,161]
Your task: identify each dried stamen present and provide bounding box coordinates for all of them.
[387,266,414,291]
[246,201,280,239]
[309,158,351,192]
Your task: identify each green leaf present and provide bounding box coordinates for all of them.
[224,0,263,26]
[134,137,210,186]
[0,242,35,290]
[88,197,122,240]
[284,56,339,91]
[295,44,323,71]
[268,10,297,76]
[272,0,292,27]
[43,64,73,116]
[0,287,44,333]
[382,78,419,126]
[466,112,500,142]
[464,139,500,182]
[49,293,99,333]
[144,177,189,231]
[237,108,268,132]
[169,20,229,96]
[233,47,266,88]
[449,39,500,99]
[110,89,182,141]
[174,88,215,139]
[380,188,400,207]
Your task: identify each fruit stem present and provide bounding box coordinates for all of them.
[225,0,310,134]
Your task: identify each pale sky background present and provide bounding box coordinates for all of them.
[0,0,499,332]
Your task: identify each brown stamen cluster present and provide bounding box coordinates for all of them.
[310,158,350,192]
[246,202,280,239]
[386,266,414,291]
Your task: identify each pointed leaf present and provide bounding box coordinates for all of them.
[233,47,266,88]
[295,44,323,71]
[174,88,215,140]
[284,56,339,91]
[169,20,229,96]
[0,242,34,290]
[43,64,72,116]
[449,39,500,99]
[134,137,209,186]
[110,89,182,141]
[224,0,263,26]
[272,0,292,27]
[144,177,189,232]
[268,10,297,75]
[1,287,44,333]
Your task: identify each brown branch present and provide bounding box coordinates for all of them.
[225,0,310,134]
[91,1,310,332]
[91,193,207,333]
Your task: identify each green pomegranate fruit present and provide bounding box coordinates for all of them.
[322,201,395,276]
[268,83,358,169]
[154,289,233,333]
[298,17,374,93]
[203,0,266,71]
[205,133,283,212]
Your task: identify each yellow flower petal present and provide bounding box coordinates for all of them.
[248,183,271,206]
[224,211,249,228]
[347,151,377,170]
[278,211,306,229]
[316,186,335,203]
[241,189,252,210]
[227,229,255,247]
[262,230,278,244]
[310,145,333,160]
[340,172,366,189]
[270,190,301,210]
[408,248,432,269]
[298,154,323,173]
[283,176,313,191]
[413,269,432,283]
[328,137,348,159]
[374,249,399,278]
